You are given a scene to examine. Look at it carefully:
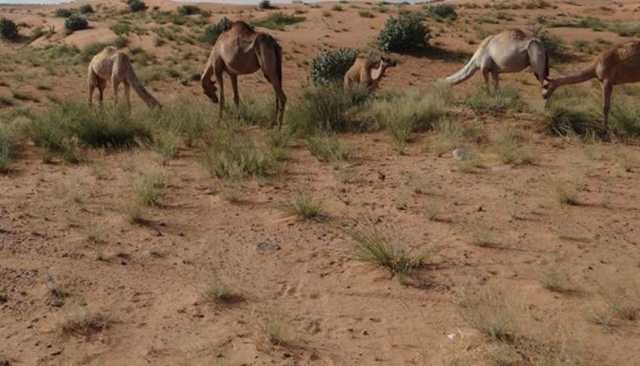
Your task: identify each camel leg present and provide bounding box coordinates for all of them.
[124,82,131,112]
[89,83,95,108]
[113,78,121,108]
[491,71,499,92]
[88,72,98,108]
[216,70,225,120]
[97,78,106,108]
[230,74,240,108]
[602,80,613,128]
[481,68,490,91]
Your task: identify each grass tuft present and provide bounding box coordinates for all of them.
[59,307,111,336]
[286,193,325,221]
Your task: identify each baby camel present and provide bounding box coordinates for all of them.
[543,41,640,127]
[344,56,396,90]
[88,46,160,109]
[446,29,549,91]
[201,21,286,128]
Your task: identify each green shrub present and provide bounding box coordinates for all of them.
[133,168,166,207]
[54,8,74,17]
[545,106,602,137]
[305,135,352,162]
[288,84,368,135]
[177,5,201,16]
[286,193,324,221]
[128,0,147,12]
[251,12,305,30]
[309,48,358,86]
[0,18,19,41]
[79,4,94,14]
[426,4,457,20]
[609,99,640,138]
[463,87,525,115]
[378,12,429,52]
[29,103,151,162]
[139,99,212,147]
[200,17,231,44]
[114,35,129,49]
[200,128,278,179]
[64,15,89,33]
[258,0,275,10]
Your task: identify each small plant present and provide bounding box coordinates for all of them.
[64,15,89,33]
[584,304,614,327]
[0,287,7,303]
[251,12,305,30]
[153,130,179,163]
[378,12,429,52]
[305,135,352,162]
[609,97,640,138]
[540,269,573,293]
[545,106,601,137]
[258,0,275,10]
[359,10,375,18]
[133,168,166,207]
[463,87,525,115]
[426,4,457,21]
[0,124,16,173]
[493,128,535,166]
[200,17,231,44]
[332,4,344,11]
[79,4,94,14]
[349,227,432,277]
[59,307,111,336]
[128,0,147,12]
[0,18,19,41]
[124,201,145,224]
[551,176,582,206]
[286,193,324,221]
[603,286,640,321]
[202,277,241,304]
[457,286,519,343]
[177,5,201,16]
[470,226,498,247]
[264,314,289,346]
[54,8,74,17]
[309,48,358,86]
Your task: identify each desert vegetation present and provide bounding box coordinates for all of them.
[1,1,639,365]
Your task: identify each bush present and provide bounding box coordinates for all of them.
[0,18,19,41]
[177,5,201,16]
[310,48,357,86]
[462,87,526,115]
[29,103,151,162]
[250,12,305,30]
[79,4,94,14]
[200,17,231,44]
[305,135,352,162]
[288,84,368,135]
[258,0,275,10]
[426,4,457,20]
[128,0,147,12]
[0,124,17,172]
[54,8,74,17]
[64,15,89,33]
[378,12,429,52]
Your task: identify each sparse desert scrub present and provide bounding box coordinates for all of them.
[152,129,179,163]
[285,193,325,221]
[493,128,536,166]
[540,268,574,293]
[608,96,640,139]
[251,12,305,30]
[200,127,279,179]
[359,10,375,18]
[128,0,147,13]
[370,86,451,152]
[309,48,358,86]
[469,225,498,247]
[263,312,290,346]
[59,307,111,336]
[549,173,583,206]
[462,86,526,115]
[287,84,368,135]
[202,276,242,304]
[456,286,519,343]
[0,123,17,172]
[545,105,603,138]
[133,167,167,207]
[0,17,19,41]
[305,135,352,162]
[200,17,231,44]
[426,119,484,155]
[602,285,640,321]
[426,4,458,21]
[348,226,435,277]
[228,95,275,127]
[64,15,88,34]
[138,100,211,147]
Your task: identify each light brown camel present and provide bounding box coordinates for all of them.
[446,29,549,91]
[344,56,396,90]
[88,46,160,109]
[200,21,286,128]
[543,41,640,127]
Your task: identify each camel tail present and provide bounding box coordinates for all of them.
[445,36,489,85]
[118,54,161,109]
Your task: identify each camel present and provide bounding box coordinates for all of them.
[344,56,396,90]
[445,29,549,91]
[200,21,286,128]
[88,46,160,109]
[543,41,640,127]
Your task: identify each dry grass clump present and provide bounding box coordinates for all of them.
[493,128,536,166]
[202,276,242,304]
[539,268,575,293]
[456,286,519,343]
[285,193,325,221]
[59,307,111,336]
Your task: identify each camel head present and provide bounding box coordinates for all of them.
[380,56,397,69]
[203,80,219,103]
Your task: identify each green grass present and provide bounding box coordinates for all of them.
[305,135,352,162]
[348,227,433,277]
[462,87,526,116]
[133,168,166,207]
[286,193,324,221]
[493,128,536,166]
[251,12,305,30]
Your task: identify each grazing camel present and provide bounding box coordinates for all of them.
[200,21,286,128]
[344,56,396,91]
[543,41,640,127]
[88,46,160,109]
[445,29,549,91]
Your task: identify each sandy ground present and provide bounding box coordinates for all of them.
[1,0,640,365]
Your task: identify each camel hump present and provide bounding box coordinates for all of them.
[616,41,640,62]
[505,29,528,40]
[229,21,256,35]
